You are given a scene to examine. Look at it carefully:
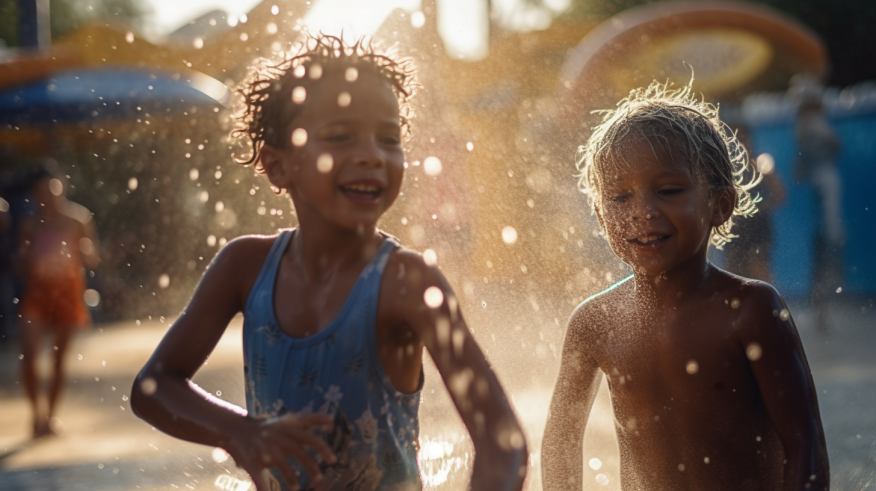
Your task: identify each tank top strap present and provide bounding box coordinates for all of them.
[245,229,293,312]
[357,233,399,288]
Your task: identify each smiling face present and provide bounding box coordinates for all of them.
[261,66,405,232]
[596,134,734,276]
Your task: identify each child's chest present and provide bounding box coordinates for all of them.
[597,307,756,403]
[272,266,363,338]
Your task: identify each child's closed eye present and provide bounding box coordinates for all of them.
[324,133,351,143]
[609,193,631,203]
[658,187,684,196]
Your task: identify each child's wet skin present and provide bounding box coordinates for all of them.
[265,68,405,236]
[544,96,828,490]
[597,135,727,278]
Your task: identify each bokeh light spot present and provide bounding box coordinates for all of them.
[424,286,444,308]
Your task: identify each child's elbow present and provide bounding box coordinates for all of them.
[129,370,156,420]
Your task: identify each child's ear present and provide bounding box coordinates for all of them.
[711,187,736,227]
[260,145,291,189]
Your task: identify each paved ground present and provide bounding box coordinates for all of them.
[0,299,873,490]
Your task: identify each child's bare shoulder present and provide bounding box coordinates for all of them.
[207,234,282,287]
[714,269,788,333]
[382,246,446,292]
[569,276,634,339]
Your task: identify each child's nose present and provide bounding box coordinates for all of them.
[631,197,660,221]
[352,139,386,168]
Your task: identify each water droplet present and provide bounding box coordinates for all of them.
[125,32,134,43]
[84,289,100,307]
[337,92,351,107]
[317,153,333,173]
[292,86,306,103]
[271,5,279,15]
[423,156,442,176]
[501,226,518,244]
[216,390,222,396]
[128,177,138,190]
[294,65,306,78]
[158,274,170,289]
[139,377,157,396]
[836,287,842,294]
[686,360,699,374]
[423,249,437,266]
[424,286,444,308]
[214,170,222,180]
[193,37,204,49]
[730,298,740,309]
[309,64,323,79]
[589,458,602,470]
[465,141,474,151]
[746,343,762,361]
[266,22,277,35]
[779,309,790,321]
[756,153,775,174]
[595,473,609,485]
[678,464,685,472]
[345,67,358,82]
[291,128,307,146]
[207,235,217,247]
[212,447,229,463]
[411,11,425,28]
[78,354,83,361]
[704,456,710,464]
[215,201,225,212]
[239,32,248,41]
[98,463,104,469]
[189,168,199,181]
[49,178,63,196]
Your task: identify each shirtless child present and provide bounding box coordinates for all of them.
[542,83,829,490]
[18,167,100,437]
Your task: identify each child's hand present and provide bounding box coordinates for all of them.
[226,413,337,491]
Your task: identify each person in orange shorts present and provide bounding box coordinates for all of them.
[17,166,100,438]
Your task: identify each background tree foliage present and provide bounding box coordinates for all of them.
[0,0,146,48]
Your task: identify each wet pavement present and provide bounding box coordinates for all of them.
[0,300,873,490]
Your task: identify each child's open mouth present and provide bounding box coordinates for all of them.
[628,235,670,247]
[339,183,383,203]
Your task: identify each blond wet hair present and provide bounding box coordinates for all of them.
[575,81,761,248]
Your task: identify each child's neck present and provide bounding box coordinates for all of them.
[290,221,383,279]
[632,249,713,308]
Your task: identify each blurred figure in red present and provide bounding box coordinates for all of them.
[17,165,100,438]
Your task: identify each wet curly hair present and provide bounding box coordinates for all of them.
[575,81,761,249]
[230,32,417,173]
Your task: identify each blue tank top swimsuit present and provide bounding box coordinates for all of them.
[242,230,423,491]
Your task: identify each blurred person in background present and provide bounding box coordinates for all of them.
[792,74,844,332]
[17,164,100,438]
[725,152,785,283]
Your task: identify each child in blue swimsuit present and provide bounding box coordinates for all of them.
[131,34,527,491]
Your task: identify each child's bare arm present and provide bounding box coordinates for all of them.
[739,286,829,490]
[542,304,602,491]
[382,252,528,490]
[130,238,334,491]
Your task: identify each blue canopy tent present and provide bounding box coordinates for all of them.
[0,67,230,126]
